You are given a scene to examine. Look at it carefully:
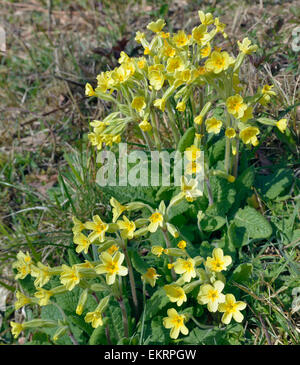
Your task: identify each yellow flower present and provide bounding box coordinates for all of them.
[205,248,232,272]
[111,63,134,85]
[110,197,127,223]
[163,308,189,339]
[85,215,109,243]
[192,24,210,45]
[240,106,253,123]
[240,126,260,146]
[206,117,222,134]
[118,51,130,64]
[194,115,203,125]
[166,56,184,73]
[10,322,24,339]
[168,263,174,269]
[197,280,225,312]
[176,101,186,112]
[147,19,166,33]
[148,212,164,233]
[226,94,247,119]
[144,47,151,55]
[31,262,52,288]
[139,119,152,132]
[73,233,91,254]
[262,84,276,96]
[173,30,189,48]
[185,161,202,175]
[106,244,118,256]
[151,245,164,257]
[85,83,95,97]
[60,264,81,291]
[200,43,211,58]
[177,240,187,250]
[228,175,236,183]
[14,291,32,310]
[12,251,32,280]
[142,267,160,287]
[218,294,247,324]
[149,70,165,90]
[180,176,203,201]
[137,57,147,69]
[225,128,236,139]
[198,11,214,26]
[72,216,85,235]
[131,96,146,113]
[162,40,176,58]
[173,258,196,282]
[96,72,111,93]
[205,51,234,74]
[276,118,287,133]
[153,98,166,112]
[85,310,103,328]
[117,216,136,239]
[185,145,201,162]
[135,31,145,43]
[164,284,187,306]
[237,37,257,55]
[95,252,128,285]
[214,18,227,38]
[34,288,53,306]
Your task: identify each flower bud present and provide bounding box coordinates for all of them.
[52,326,69,342]
[166,223,179,238]
[76,288,88,316]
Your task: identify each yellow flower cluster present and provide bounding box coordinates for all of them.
[84,10,286,164]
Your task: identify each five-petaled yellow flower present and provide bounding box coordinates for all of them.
[131,96,146,113]
[95,252,128,285]
[85,215,109,243]
[117,216,136,239]
[163,308,189,339]
[148,212,164,233]
[240,126,259,146]
[205,51,234,74]
[60,264,81,291]
[14,291,32,310]
[205,248,232,272]
[218,294,247,324]
[85,310,103,328]
[142,267,160,287]
[197,280,225,312]
[173,258,196,282]
[164,284,187,306]
[151,245,165,257]
[10,322,24,339]
[206,117,222,134]
[226,95,247,119]
[73,233,91,254]
[276,118,287,133]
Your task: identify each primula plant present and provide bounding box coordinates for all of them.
[10,10,293,345]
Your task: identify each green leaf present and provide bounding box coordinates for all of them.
[168,199,191,221]
[145,288,169,321]
[208,138,225,166]
[255,168,294,200]
[129,249,148,275]
[88,318,108,345]
[67,249,81,266]
[200,215,226,232]
[228,222,248,248]
[177,127,195,152]
[234,206,272,239]
[206,176,236,216]
[231,263,253,283]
